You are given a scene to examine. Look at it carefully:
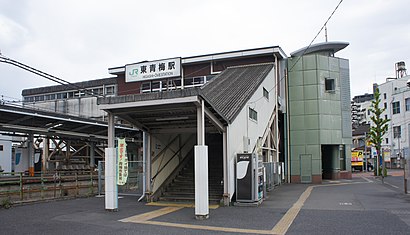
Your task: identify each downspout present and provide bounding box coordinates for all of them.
[274,54,280,163]
[285,67,291,183]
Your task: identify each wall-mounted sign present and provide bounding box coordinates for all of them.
[125,57,181,82]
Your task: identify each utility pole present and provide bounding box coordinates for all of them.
[364,132,367,172]
[404,156,408,194]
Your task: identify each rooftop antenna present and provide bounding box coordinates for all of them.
[325,24,328,42]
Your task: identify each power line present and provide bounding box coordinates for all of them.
[250,0,344,105]
[0,54,100,98]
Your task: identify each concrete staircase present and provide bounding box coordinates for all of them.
[159,134,223,204]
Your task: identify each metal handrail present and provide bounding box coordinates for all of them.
[151,135,194,181]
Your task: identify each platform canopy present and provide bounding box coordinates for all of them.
[0,104,139,140]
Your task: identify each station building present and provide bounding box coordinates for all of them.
[20,43,352,210]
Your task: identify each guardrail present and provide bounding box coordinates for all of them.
[0,170,97,206]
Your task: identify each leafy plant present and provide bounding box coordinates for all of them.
[368,88,390,177]
[1,198,12,209]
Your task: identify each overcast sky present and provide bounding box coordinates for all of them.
[1,0,409,101]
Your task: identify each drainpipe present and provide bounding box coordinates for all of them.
[285,66,291,183]
[274,54,279,164]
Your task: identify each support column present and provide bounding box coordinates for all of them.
[28,133,34,176]
[195,100,209,219]
[42,137,49,172]
[90,142,95,168]
[222,130,230,206]
[145,132,152,199]
[105,112,118,211]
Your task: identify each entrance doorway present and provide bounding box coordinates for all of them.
[321,145,340,180]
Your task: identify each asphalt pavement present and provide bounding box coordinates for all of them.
[1,171,410,235]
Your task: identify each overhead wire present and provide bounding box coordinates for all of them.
[249,0,344,105]
[0,54,101,98]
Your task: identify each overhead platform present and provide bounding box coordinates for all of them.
[0,104,139,140]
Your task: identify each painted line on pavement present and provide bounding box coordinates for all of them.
[140,220,275,235]
[271,186,313,235]
[146,202,219,209]
[121,181,365,234]
[385,181,399,189]
[120,207,183,223]
[361,176,374,183]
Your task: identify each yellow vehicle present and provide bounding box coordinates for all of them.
[351,151,364,171]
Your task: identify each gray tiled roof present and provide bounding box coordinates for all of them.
[22,77,117,96]
[200,63,274,123]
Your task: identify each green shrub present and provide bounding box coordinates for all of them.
[1,198,12,209]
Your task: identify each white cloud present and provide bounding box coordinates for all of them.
[0,14,28,49]
[1,0,410,100]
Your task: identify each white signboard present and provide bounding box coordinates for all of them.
[125,57,181,82]
[117,138,128,185]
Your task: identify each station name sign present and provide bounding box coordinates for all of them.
[125,57,181,82]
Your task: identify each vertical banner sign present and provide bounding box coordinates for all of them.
[117,138,128,185]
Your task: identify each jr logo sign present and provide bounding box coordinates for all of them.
[128,68,138,76]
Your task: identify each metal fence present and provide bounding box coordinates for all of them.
[264,162,285,191]
[97,161,144,197]
[0,171,97,205]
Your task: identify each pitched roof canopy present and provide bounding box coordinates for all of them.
[98,63,275,132]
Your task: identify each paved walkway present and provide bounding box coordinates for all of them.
[1,175,410,234]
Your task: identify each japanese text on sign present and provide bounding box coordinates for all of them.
[125,58,181,82]
[117,138,128,185]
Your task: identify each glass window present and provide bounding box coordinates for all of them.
[393,126,401,138]
[249,107,257,121]
[263,87,269,100]
[392,101,400,114]
[406,98,410,111]
[383,93,387,99]
[384,102,387,109]
[184,77,194,86]
[325,78,335,91]
[386,138,389,144]
[105,86,115,95]
[141,82,151,93]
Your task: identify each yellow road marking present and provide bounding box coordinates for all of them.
[141,221,276,234]
[120,207,183,223]
[146,202,219,209]
[121,181,364,234]
[271,186,313,235]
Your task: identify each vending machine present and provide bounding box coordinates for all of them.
[236,153,264,204]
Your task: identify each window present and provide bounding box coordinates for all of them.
[367,110,371,115]
[384,102,387,109]
[0,145,3,151]
[325,78,335,92]
[383,93,387,99]
[392,101,400,114]
[57,93,68,99]
[141,82,151,93]
[385,115,388,120]
[263,87,269,100]
[393,126,401,138]
[406,98,410,111]
[386,138,389,144]
[105,86,115,95]
[151,81,161,92]
[249,107,257,121]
